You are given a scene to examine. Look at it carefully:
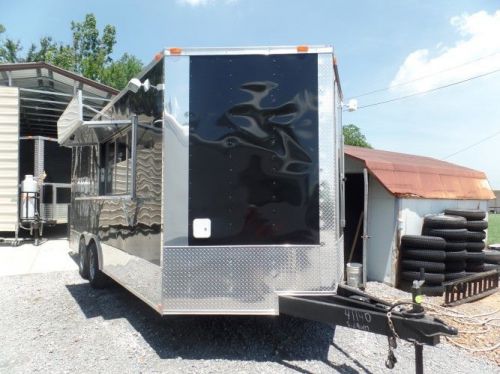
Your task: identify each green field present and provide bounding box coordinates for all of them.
[488,213,500,245]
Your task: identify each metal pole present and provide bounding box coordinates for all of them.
[130,115,138,199]
[415,343,423,374]
[362,167,369,287]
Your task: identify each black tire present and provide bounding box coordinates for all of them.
[466,231,486,242]
[484,263,500,271]
[466,263,485,272]
[401,260,445,272]
[88,242,108,289]
[401,249,446,262]
[422,228,468,241]
[466,220,488,232]
[400,271,445,283]
[444,271,467,281]
[445,241,467,251]
[78,238,89,280]
[466,241,486,252]
[445,260,466,272]
[483,250,500,264]
[467,252,485,262]
[423,215,466,229]
[444,209,486,221]
[400,235,446,250]
[421,285,445,296]
[445,250,468,261]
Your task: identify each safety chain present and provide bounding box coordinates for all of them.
[385,308,400,369]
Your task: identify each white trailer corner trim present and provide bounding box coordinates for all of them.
[0,86,19,232]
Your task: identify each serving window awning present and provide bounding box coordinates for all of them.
[345,145,495,200]
[0,62,117,138]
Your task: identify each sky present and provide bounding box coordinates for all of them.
[2,0,500,188]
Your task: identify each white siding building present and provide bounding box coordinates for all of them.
[343,146,494,286]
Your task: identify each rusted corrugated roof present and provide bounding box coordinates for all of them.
[345,145,495,200]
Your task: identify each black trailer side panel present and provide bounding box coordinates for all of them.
[188,54,319,245]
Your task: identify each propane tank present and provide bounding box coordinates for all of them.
[20,175,39,221]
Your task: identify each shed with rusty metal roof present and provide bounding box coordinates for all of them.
[343,145,494,286]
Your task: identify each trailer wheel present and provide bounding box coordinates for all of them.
[78,238,89,280]
[466,220,488,232]
[445,260,466,272]
[400,235,446,250]
[423,215,466,229]
[466,252,485,263]
[422,228,468,242]
[400,260,445,273]
[445,241,467,251]
[483,250,500,264]
[421,285,444,296]
[466,230,486,242]
[484,263,500,271]
[466,263,485,272]
[445,250,467,261]
[88,242,108,289]
[444,271,467,281]
[401,249,446,262]
[466,241,485,252]
[444,209,486,221]
[400,271,444,284]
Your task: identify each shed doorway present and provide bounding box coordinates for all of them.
[344,173,365,265]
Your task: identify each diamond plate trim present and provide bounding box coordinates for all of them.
[162,243,341,313]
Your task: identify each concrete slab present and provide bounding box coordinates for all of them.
[0,239,77,276]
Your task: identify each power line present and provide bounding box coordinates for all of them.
[350,51,500,99]
[443,129,500,160]
[355,67,500,110]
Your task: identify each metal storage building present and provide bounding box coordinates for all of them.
[488,190,500,213]
[0,62,117,234]
[343,145,495,286]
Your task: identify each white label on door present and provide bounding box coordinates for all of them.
[193,218,211,238]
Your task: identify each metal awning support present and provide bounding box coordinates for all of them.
[57,90,133,145]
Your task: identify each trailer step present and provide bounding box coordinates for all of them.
[443,269,499,306]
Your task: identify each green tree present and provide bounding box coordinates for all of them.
[26,37,75,70]
[0,16,143,90]
[343,124,372,148]
[0,25,22,63]
[71,14,116,80]
[101,53,143,89]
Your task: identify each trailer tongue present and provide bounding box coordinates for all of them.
[279,282,457,373]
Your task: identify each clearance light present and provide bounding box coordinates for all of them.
[169,47,182,55]
[297,45,309,53]
[154,52,163,61]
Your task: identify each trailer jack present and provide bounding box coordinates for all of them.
[279,281,457,374]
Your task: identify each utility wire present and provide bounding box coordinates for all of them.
[355,66,500,110]
[443,129,500,159]
[350,51,500,99]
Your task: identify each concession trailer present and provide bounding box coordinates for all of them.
[59,46,456,372]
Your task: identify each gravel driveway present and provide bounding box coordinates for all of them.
[0,270,498,373]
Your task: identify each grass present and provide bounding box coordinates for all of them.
[488,213,500,245]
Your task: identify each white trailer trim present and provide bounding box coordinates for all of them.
[0,86,20,232]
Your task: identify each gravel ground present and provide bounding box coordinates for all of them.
[1,271,499,374]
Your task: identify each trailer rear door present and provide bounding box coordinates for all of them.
[188,54,319,246]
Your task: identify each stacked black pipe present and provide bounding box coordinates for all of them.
[421,215,469,292]
[444,209,488,274]
[399,235,446,296]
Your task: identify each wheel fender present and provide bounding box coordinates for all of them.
[81,232,104,271]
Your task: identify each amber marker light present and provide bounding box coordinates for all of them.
[169,47,182,55]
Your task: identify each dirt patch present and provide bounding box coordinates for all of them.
[427,291,500,365]
[366,282,500,366]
